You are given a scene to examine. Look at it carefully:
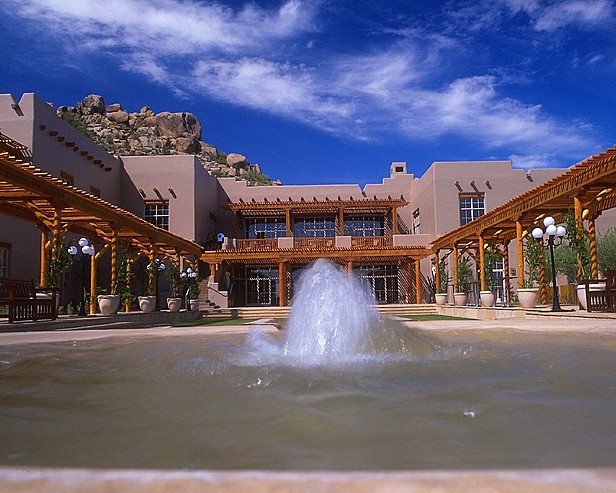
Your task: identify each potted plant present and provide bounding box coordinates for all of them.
[480,247,498,307]
[517,235,542,308]
[139,258,163,313]
[434,260,449,306]
[454,256,471,306]
[166,261,183,312]
[182,267,200,311]
[98,247,134,314]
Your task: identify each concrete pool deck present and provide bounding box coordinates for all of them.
[1,313,615,492]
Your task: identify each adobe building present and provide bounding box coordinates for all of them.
[2,91,605,309]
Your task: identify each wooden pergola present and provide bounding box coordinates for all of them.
[229,196,409,236]
[0,132,203,313]
[205,196,430,306]
[431,145,616,297]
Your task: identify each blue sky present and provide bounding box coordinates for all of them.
[1,0,614,185]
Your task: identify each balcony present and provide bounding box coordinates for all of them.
[227,235,431,252]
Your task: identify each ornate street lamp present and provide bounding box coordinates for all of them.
[531,217,567,312]
[68,237,95,316]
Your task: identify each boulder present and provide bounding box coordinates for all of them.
[155,111,202,139]
[78,94,106,116]
[175,137,200,154]
[227,153,249,169]
[107,110,129,124]
[106,103,122,113]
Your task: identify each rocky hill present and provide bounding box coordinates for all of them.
[57,94,277,185]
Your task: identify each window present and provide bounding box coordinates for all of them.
[293,216,336,237]
[0,244,9,277]
[344,216,384,236]
[60,171,74,186]
[459,194,485,225]
[246,217,286,239]
[145,201,169,230]
[412,209,421,234]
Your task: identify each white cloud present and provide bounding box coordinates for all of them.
[3,0,601,163]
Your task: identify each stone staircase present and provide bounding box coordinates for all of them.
[220,304,437,320]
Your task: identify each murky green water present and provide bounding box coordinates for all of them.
[1,329,615,470]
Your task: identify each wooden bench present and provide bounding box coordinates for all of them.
[0,278,59,323]
[580,270,616,313]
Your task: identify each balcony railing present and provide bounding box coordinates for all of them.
[351,236,393,248]
[235,238,278,250]
[294,237,336,249]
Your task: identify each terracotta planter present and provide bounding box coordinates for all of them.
[435,293,448,306]
[138,295,156,313]
[189,299,200,311]
[480,290,495,307]
[517,288,539,308]
[97,294,120,315]
[167,297,182,312]
[453,292,467,306]
[576,282,606,310]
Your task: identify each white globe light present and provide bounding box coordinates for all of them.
[546,224,557,236]
[67,245,78,255]
[556,225,566,237]
[181,272,187,278]
[543,216,555,227]
[186,268,193,274]
[159,263,166,270]
[78,237,89,247]
[81,245,90,255]
[532,227,543,239]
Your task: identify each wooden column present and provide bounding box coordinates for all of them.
[347,260,353,279]
[503,240,511,304]
[589,216,599,279]
[89,251,97,315]
[415,259,422,304]
[574,196,584,282]
[433,251,440,294]
[392,207,399,235]
[278,261,287,306]
[40,231,49,287]
[478,235,486,291]
[125,256,133,312]
[210,262,217,279]
[406,260,413,303]
[338,207,345,236]
[110,229,119,292]
[516,220,524,287]
[539,249,547,304]
[453,245,459,293]
[286,208,292,237]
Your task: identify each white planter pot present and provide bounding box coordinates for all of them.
[517,288,539,308]
[138,295,156,313]
[97,294,120,315]
[576,282,606,310]
[166,297,182,312]
[189,299,200,311]
[453,292,467,306]
[435,293,448,306]
[480,290,495,307]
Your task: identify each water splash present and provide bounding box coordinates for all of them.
[243,259,440,366]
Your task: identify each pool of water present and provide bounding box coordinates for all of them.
[1,328,615,471]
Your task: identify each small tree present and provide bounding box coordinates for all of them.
[44,235,72,288]
[437,260,449,294]
[597,227,616,276]
[483,247,499,291]
[522,235,543,288]
[456,256,471,293]
[166,261,183,297]
[563,210,591,280]
[114,247,134,309]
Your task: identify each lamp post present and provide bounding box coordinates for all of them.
[531,217,566,312]
[68,237,95,316]
[181,268,198,310]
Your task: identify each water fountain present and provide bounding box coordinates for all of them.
[0,259,614,475]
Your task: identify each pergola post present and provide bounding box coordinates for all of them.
[91,244,109,315]
[503,240,511,304]
[415,258,422,304]
[453,245,459,293]
[347,260,353,279]
[589,216,599,279]
[433,251,440,295]
[574,196,584,282]
[39,231,49,287]
[338,207,345,236]
[392,207,399,235]
[286,208,292,237]
[278,261,287,306]
[516,220,524,287]
[478,235,486,291]
[539,248,547,304]
[110,229,119,292]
